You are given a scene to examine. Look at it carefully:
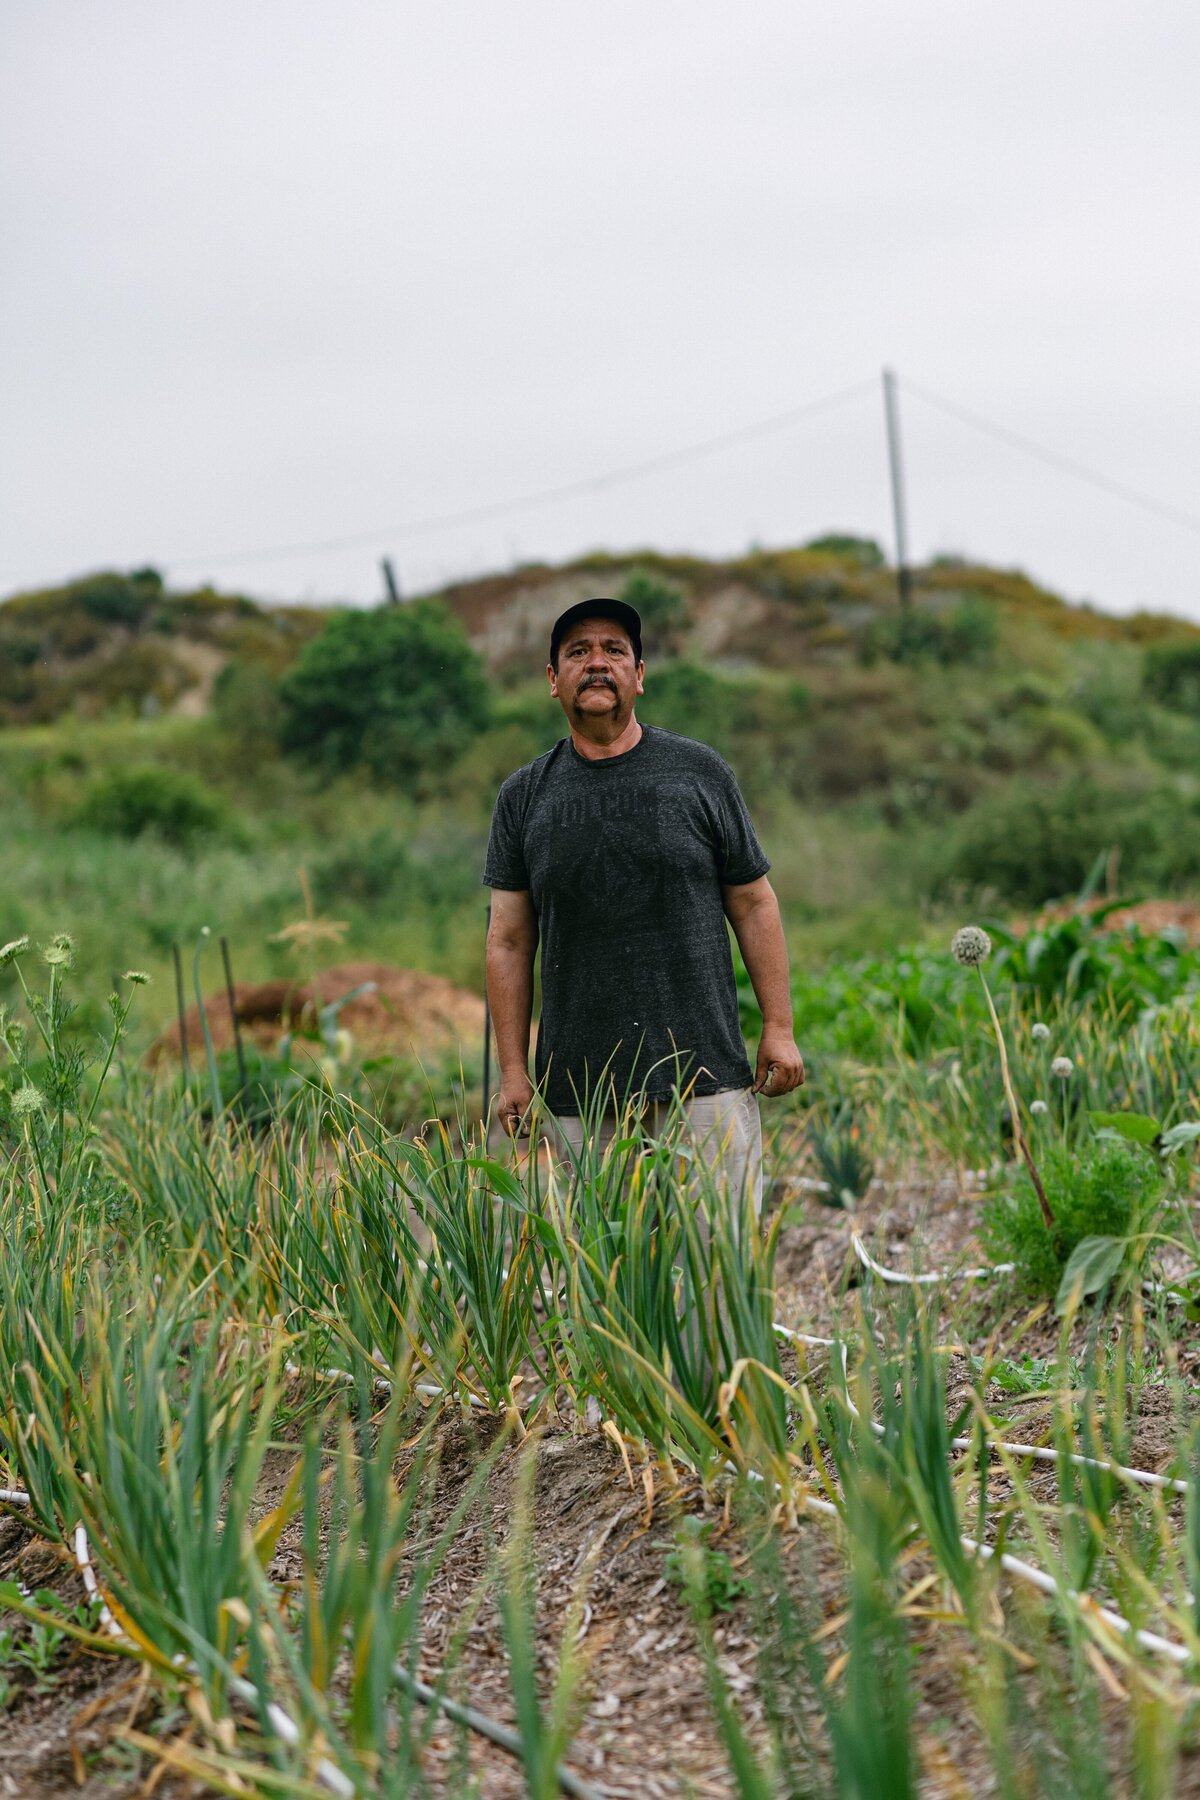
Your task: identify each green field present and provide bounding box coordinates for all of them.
[1,552,1199,1795]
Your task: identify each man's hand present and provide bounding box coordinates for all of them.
[497,1068,535,1136]
[752,1025,805,1098]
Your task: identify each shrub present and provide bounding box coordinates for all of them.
[211,658,283,745]
[982,1141,1164,1296]
[1142,639,1200,715]
[641,661,742,755]
[76,572,159,628]
[619,567,689,657]
[861,595,997,667]
[943,776,1200,905]
[803,533,886,569]
[311,829,412,907]
[72,766,232,847]
[277,602,490,781]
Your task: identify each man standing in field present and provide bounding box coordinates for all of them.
[483,596,804,1207]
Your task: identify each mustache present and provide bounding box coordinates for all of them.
[579,675,617,691]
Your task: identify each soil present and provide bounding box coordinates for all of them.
[145,962,486,1069]
[1034,897,1200,944]
[3,1169,1198,1798]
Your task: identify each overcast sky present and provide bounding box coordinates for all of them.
[4,3,1199,619]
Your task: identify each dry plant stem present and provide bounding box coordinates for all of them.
[979,969,1055,1230]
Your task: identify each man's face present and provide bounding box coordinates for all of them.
[548,617,644,726]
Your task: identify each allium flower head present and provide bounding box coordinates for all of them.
[122,970,151,985]
[951,925,992,968]
[1051,1056,1075,1080]
[1032,1022,1051,1041]
[42,932,76,969]
[0,936,31,967]
[1030,1099,1049,1115]
[12,1084,45,1117]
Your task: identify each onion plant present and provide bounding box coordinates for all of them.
[26,1271,290,1711]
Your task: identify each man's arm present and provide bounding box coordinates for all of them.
[721,875,805,1097]
[486,888,539,1133]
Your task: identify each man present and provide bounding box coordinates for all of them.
[483,596,804,1207]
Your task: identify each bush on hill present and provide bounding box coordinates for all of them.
[861,595,997,667]
[277,602,490,782]
[1142,639,1200,715]
[71,766,233,848]
[618,567,689,658]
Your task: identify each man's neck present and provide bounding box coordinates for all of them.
[569,713,643,762]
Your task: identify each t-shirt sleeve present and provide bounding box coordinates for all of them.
[713,764,771,885]
[483,776,530,890]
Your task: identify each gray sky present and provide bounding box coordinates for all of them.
[4,3,1199,619]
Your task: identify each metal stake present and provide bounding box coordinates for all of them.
[220,936,248,1095]
[171,943,191,1088]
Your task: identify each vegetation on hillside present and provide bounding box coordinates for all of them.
[2,541,1199,1046]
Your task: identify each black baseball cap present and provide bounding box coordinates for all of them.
[549,598,642,666]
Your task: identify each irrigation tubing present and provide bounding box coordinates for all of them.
[389,1663,606,1800]
[5,1485,604,1797]
[0,1495,357,1799]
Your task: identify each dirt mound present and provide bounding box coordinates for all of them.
[1035,897,1200,943]
[147,961,485,1067]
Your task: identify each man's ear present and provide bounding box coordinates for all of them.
[547,661,559,697]
[635,661,645,695]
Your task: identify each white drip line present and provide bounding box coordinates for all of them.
[283,1359,489,1409]
[825,1352,1196,1668]
[851,1232,1014,1284]
[849,1229,1190,1305]
[4,1470,598,1797]
[771,1322,1192,1499]
[0,1490,355,1798]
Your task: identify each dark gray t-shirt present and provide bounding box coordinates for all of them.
[483,725,769,1114]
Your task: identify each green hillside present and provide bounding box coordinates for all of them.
[2,544,1200,1046]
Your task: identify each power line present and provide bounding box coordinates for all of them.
[161,377,880,575]
[900,376,1200,540]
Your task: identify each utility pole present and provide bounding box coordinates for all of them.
[381,556,401,604]
[882,367,912,610]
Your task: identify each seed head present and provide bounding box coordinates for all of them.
[951,925,992,968]
[1051,1056,1075,1080]
[42,932,76,969]
[1030,1099,1049,1115]
[12,1084,45,1117]
[1032,1022,1051,1041]
[122,970,151,985]
[0,936,31,968]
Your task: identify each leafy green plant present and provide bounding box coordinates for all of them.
[982,1140,1165,1296]
[808,1106,874,1207]
[663,1516,748,1613]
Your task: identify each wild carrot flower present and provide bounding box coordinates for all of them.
[951,925,992,967]
[12,1084,45,1116]
[0,936,30,967]
[42,932,76,968]
[1051,1056,1074,1080]
[1032,1022,1050,1041]
[122,970,151,985]
[1030,1099,1049,1115]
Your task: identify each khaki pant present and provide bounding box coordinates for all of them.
[552,1086,763,1219]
